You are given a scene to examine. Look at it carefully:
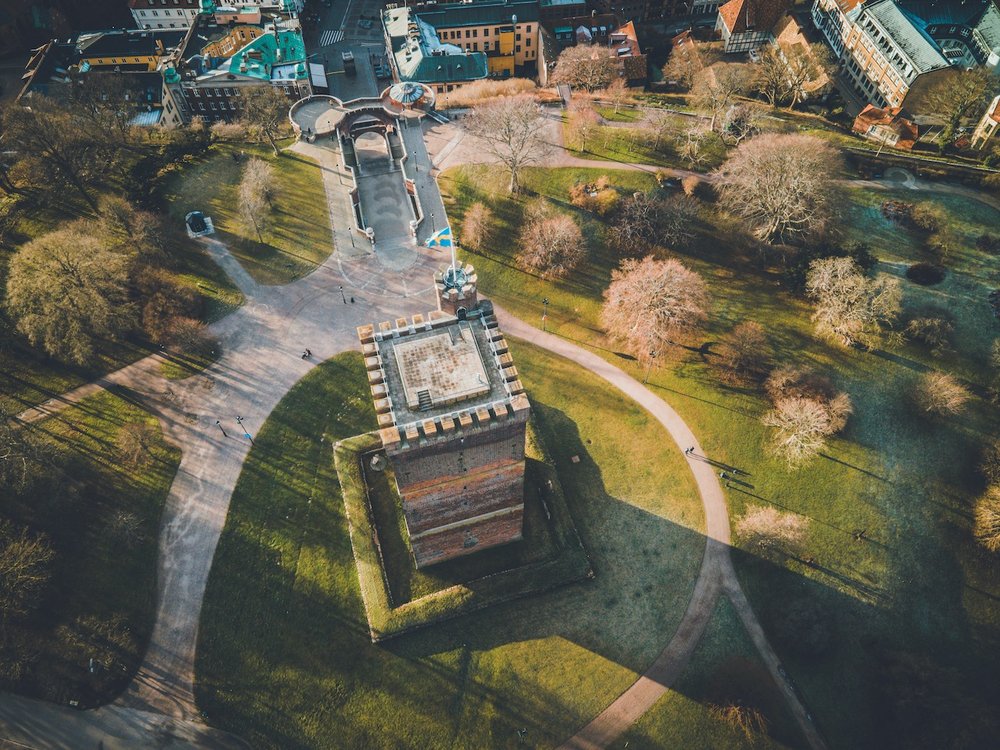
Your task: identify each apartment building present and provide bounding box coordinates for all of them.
[130,0,305,30]
[383,5,488,93]
[811,0,964,109]
[716,0,791,53]
[413,0,541,76]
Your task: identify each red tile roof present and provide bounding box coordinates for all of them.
[852,104,919,150]
[718,0,791,35]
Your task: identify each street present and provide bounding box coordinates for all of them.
[299,0,388,101]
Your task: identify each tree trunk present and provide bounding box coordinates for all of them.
[266,129,280,157]
[509,169,519,194]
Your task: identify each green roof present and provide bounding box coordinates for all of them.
[228,29,306,81]
[385,7,489,85]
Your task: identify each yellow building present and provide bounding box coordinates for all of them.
[415,0,540,77]
[74,29,186,71]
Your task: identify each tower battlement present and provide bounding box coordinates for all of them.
[357,305,528,567]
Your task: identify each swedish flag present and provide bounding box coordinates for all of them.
[425,226,453,249]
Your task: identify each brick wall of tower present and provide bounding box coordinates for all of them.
[387,406,528,567]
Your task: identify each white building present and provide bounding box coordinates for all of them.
[130,0,306,31]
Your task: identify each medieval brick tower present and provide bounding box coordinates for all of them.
[356,265,528,567]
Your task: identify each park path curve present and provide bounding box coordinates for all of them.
[495,309,826,750]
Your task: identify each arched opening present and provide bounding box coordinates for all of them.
[354,131,391,175]
[456,307,468,321]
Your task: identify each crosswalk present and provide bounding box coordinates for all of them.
[319,29,344,46]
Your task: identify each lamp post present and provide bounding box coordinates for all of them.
[236,415,254,446]
[216,420,228,438]
[643,350,657,384]
[339,284,346,303]
[542,297,549,332]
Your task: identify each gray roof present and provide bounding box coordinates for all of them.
[976,1,1000,53]
[863,0,949,73]
[384,6,488,84]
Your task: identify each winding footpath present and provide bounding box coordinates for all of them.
[0,124,845,750]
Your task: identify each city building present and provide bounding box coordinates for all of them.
[852,103,919,149]
[129,0,304,30]
[72,29,187,71]
[539,14,646,86]
[357,273,529,568]
[413,0,541,77]
[167,13,311,123]
[383,6,488,94]
[971,93,1000,149]
[810,0,999,111]
[716,0,791,53]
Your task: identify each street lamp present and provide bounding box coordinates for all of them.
[236,415,254,445]
[542,297,549,332]
[643,350,657,384]
[340,284,346,303]
[216,419,228,438]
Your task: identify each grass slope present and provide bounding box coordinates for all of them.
[1,391,180,706]
[196,344,704,749]
[441,165,1000,748]
[161,142,332,285]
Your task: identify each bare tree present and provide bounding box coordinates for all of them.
[610,192,698,256]
[714,321,770,386]
[601,256,710,358]
[751,46,792,107]
[721,102,763,146]
[736,505,809,556]
[238,157,275,243]
[466,95,550,194]
[676,123,712,168]
[642,108,675,151]
[662,45,701,92]
[461,202,493,249]
[762,395,851,466]
[752,43,833,109]
[0,522,54,642]
[517,212,585,279]
[913,372,972,416]
[6,225,134,365]
[975,484,1000,552]
[567,102,600,153]
[921,68,1000,146]
[604,78,631,114]
[718,133,842,243]
[109,510,146,550]
[693,65,750,132]
[806,256,902,349]
[553,46,617,91]
[240,86,290,156]
[116,422,158,469]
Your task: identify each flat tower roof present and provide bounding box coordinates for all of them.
[393,326,490,410]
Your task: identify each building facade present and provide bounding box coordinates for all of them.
[716,0,791,53]
[130,0,304,30]
[810,0,982,110]
[357,276,529,568]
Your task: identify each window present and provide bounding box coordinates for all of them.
[525,24,531,32]
[224,87,233,96]
[484,28,489,36]
[516,44,521,52]
[483,41,490,51]
[526,37,531,46]
[515,33,521,41]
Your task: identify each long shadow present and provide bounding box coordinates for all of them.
[186,357,1000,750]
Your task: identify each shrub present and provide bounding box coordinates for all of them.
[209,120,245,142]
[904,313,954,356]
[736,505,809,556]
[460,202,493,249]
[974,484,1000,552]
[681,174,701,197]
[913,372,972,416]
[905,262,946,285]
[910,202,945,232]
[881,200,913,223]
[568,177,619,216]
[708,704,768,743]
[765,365,838,403]
[438,78,536,108]
[926,230,959,265]
[981,439,1000,484]
[713,321,770,386]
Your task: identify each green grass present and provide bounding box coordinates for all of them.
[161,142,333,285]
[195,343,704,748]
[622,597,798,750]
[442,165,1000,748]
[1,390,180,706]
[595,106,643,123]
[564,113,728,172]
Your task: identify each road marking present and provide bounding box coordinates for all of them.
[319,29,344,45]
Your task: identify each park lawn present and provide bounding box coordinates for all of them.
[562,114,728,172]
[595,106,643,123]
[161,141,332,285]
[622,597,799,750]
[195,344,705,749]
[1,390,180,706]
[442,164,1000,749]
